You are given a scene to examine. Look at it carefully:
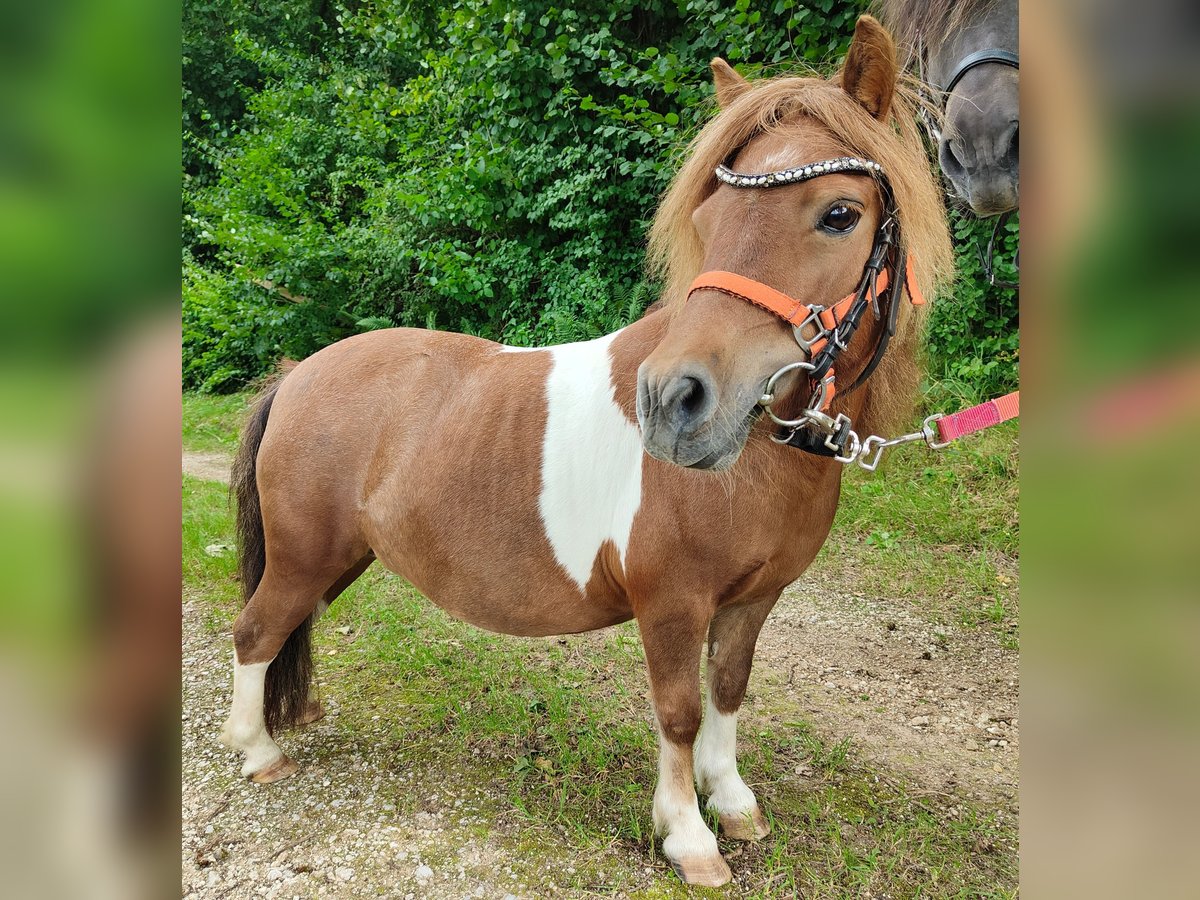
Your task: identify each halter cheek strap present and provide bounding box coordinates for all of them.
[943,48,1019,96]
[685,257,923,410]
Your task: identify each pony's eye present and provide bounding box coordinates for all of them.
[820,205,861,233]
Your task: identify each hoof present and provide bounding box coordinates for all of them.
[719,806,771,841]
[670,853,732,887]
[250,755,300,784]
[296,699,325,726]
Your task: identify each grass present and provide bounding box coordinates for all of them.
[813,418,1019,644]
[183,389,1018,896]
[181,390,250,454]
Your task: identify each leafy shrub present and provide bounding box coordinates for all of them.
[925,210,1020,400]
[183,258,271,393]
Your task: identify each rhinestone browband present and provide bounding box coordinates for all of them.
[715,155,883,188]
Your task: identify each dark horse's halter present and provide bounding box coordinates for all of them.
[943,48,1019,97]
[688,156,935,468]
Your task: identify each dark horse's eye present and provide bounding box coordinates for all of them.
[820,204,861,233]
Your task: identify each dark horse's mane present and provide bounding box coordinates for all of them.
[874,0,997,52]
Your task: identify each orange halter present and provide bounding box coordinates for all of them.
[686,257,923,356]
[686,256,922,413]
[686,155,929,459]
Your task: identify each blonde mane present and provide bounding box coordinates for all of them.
[646,69,954,436]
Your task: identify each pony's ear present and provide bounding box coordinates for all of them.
[840,15,898,120]
[710,58,750,108]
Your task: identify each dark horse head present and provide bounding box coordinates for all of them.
[879,0,1018,216]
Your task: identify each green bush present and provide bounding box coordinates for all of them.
[925,210,1020,401]
[183,0,1018,402]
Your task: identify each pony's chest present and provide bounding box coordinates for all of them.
[535,333,644,593]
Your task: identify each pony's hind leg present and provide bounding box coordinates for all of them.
[693,594,778,841]
[298,555,375,727]
[219,566,325,783]
[638,607,732,888]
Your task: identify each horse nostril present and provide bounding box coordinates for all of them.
[661,372,715,431]
[939,139,965,178]
[677,377,705,418]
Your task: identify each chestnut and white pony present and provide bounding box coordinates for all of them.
[219,17,951,886]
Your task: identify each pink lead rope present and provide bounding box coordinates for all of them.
[936,391,1020,443]
[832,390,1019,472]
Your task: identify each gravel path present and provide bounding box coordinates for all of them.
[184,451,233,484]
[759,575,1018,807]
[183,590,636,900]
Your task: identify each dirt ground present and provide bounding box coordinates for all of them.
[183,450,236,484]
[181,451,1017,898]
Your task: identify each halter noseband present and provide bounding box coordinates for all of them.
[916,38,1019,144]
[687,156,924,460]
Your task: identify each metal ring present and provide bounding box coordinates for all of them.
[832,429,862,464]
[856,435,887,472]
[759,361,817,428]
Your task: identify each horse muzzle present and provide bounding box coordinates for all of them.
[636,365,757,470]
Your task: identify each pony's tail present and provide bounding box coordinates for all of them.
[230,362,310,735]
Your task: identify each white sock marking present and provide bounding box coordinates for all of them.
[538,331,643,590]
[694,691,758,816]
[653,730,721,863]
[219,658,284,777]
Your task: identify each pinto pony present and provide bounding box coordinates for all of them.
[220,17,952,886]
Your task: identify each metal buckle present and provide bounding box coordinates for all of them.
[790,306,827,354]
[842,414,956,472]
[760,361,967,471]
[855,429,922,471]
[822,413,859,462]
[833,430,862,464]
[857,434,888,472]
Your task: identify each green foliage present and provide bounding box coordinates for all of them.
[183,0,1018,401]
[182,257,268,393]
[925,210,1020,399]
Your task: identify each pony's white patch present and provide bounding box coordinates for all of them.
[219,658,284,777]
[653,730,721,860]
[694,693,757,815]
[538,331,643,591]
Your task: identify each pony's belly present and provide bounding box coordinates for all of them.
[395,565,635,638]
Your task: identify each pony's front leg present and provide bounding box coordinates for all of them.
[638,609,732,888]
[694,594,778,841]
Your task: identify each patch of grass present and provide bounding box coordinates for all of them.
[813,419,1019,619]
[182,475,239,627]
[182,391,251,454]
[321,568,659,845]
